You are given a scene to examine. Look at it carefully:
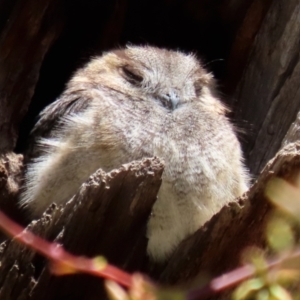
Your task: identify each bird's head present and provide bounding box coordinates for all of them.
[70,45,226,114]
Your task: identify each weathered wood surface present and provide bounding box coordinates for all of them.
[224,0,274,93]
[158,142,300,286]
[231,0,300,177]
[0,157,163,300]
[283,110,300,146]
[0,153,24,234]
[0,0,300,299]
[0,0,63,152]
[1,144,300,299]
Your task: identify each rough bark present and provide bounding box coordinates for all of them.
[0,0,63,151]
[283,110,300,146]
[224,0,274,93]
[230,0,300,177]
[0,157,164,300]
[1,145,300,299]
[158,142,300,286]
[0,153,24,234]
[0,0,300,299]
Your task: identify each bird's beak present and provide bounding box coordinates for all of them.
[160,89,180,110]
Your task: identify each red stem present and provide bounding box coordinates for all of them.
[0,210,132,288]
[187,250,300,300]
[1,209,299,299]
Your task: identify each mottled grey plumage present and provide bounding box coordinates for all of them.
[20,46,249,261]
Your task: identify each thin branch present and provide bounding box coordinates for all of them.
[187,249,300,300]
[1,206,299,300]
[0,210,133,288]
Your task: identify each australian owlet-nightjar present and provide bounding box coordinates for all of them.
[20,46,249,262]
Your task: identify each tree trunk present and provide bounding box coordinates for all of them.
[0,0,300,299]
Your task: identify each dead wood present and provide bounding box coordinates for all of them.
[1,144,300,299]
[0,0,63,151]
[158,142,300,286]
[0,0,300,299]
[230,0,300,177]
[0,157,163,300]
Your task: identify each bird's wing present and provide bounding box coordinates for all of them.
[26,90,92,161]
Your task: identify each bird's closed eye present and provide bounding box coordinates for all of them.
[122,66,143,85]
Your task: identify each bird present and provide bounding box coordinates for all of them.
[20,45,249,262]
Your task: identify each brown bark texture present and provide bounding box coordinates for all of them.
[0,157,164,300]
[0,0,300,299]
[230,0,300,176]
[0,0,63,151]
[1,143,300,300]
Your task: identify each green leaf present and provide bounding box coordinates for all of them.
[269,284,292,300]
[233,278,265,300]
[265,178,300,221]
[266,217,294,252]
[256,289,269,300]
